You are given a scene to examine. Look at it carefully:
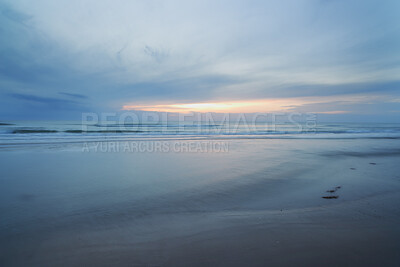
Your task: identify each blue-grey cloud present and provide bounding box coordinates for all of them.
[58,92,88,99]
[9,93,78,105]
[0,0,399,120]
[3,93,89,120]
[143,45,169,63]
[260,80,400,99]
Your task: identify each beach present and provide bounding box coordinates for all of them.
[2,0,400,265]
[1,137,400,266]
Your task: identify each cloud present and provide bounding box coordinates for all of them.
[8,92,89,113]
[0,0,400,120]
[143,45,169,63]
[9,93,77,105]
[259,80,400,99]
[4,92,89,119]
[0,3,31,24]
[58,92,89,99]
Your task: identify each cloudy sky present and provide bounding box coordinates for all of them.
[0,0,399,121]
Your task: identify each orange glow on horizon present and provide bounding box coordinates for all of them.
[121,95,376,114]
[122,99,297,113]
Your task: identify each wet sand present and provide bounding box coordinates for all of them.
[1,139,400,266]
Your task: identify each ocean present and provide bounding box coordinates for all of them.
[1,121,400,148]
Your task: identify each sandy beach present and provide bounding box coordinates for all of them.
[0,138,400,266]
[2,0,400,265]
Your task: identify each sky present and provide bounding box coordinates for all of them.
[0,0,399,122]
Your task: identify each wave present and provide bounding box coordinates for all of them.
[93,124,222,128]
[1,122,400,146]
[12,130,59,134]
[7,128,400,135]
[11,129,144,134]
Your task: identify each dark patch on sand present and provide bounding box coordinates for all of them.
[350,168,356,170]
[322,150,400,158]
[324,186,341,198]
[17,194,36,202]
[322,196,339,199]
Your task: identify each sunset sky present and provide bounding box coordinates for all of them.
[0,0,399,121]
